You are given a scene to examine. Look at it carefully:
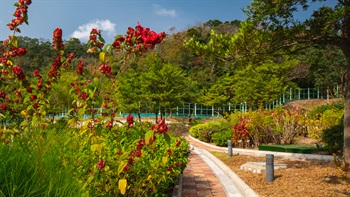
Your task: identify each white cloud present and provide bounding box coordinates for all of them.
[153,4,176,18]
[71,19,116,41]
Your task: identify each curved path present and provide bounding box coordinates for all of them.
[181,133,259,197]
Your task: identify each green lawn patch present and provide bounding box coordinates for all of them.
[258,144,317,154]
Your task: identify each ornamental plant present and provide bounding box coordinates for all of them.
[232,116,250,148]
[0,1,189,196]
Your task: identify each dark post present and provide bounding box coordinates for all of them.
[266,154,274,182]
[228,140,232,157]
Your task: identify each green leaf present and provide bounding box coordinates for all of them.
[118,161,127,175]
[10,36,18,48]
[24,14,29,25]
[98,35,105,43]
[145,130,154,145]
[82,176,94,189]
[164,133,171,146]
[161,156,168,167]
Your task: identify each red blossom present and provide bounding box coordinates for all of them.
[67,52,74,63]
[126,114,134,128]
[96,159,106,170]
[33,103,39,109]
[12,65,26,81]
[150,119,168,134]
[80,92,88,100]
[98,64,112,75]
[1,104,7,110]
[52,28,64,50]
[106,121,113,130]
[77,60,84,75]
[176,139,181,146]
[37,78,43,89]
[33,70,40,77]
[0,91,5,98]
[30,95,37,102]
[123,164,129,171]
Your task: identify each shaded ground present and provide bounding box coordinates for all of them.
[212,152,350,197]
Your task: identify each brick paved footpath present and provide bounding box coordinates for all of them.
[181,133,227,197]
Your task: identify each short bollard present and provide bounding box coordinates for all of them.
[266,154,274,182]
[228,140,232,157]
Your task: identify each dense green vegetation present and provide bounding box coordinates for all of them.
[189,101,344,154]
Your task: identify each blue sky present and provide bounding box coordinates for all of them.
[0,0,338,44]
[0,0,251,43]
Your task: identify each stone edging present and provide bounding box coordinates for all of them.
[188,135,334,162]
[201,149,259,197]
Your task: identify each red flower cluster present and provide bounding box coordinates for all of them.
[48,55,62,78]
[33,103,39,109]
[106,121,113,130]
[1,104,7,110]
[77,61,84,75]
[0,91,6,99]
[112,23,166,55]
[7,0,31,32]
[126,114,134,128]
[80,92,88,100]
[87,28,104,53]
[52,28,64,51]
[67,52,74,63]
[176,139,181,146]
[37,78,43,89]
[150,119,168,134]
[98,64,112,75]
[3,47,27,58]
[30,95,37,102]
[33,70,40,77]
[12,65,26,81]
[96,159,106,170]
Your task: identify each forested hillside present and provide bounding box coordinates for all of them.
[2,19,346,113]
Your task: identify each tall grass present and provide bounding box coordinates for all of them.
[0,127,82,197]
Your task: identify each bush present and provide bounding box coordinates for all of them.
[307,106,344,140]
[211,130,232,146]
[308,101,344,119]
[322,122,344,154]
[189,120,231,143]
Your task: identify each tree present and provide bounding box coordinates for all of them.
[239,0,350,160]
[232,60,297,107]
[186,0,350,159]
[116,53,190,121]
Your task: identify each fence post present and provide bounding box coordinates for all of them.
[336,85,339,98]
[308,88,310,99]
[194,103,197,117]
[298,89,301,100]
[290,88,292,101]
[212,106,214,117]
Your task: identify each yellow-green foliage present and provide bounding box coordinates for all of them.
[307,108,343,140]
[188,120,231,142]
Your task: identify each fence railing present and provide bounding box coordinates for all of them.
[0,86,341,125]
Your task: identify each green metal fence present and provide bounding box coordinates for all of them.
[0,86,342,125]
